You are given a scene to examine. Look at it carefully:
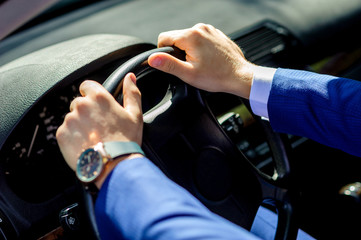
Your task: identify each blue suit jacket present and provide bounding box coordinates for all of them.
[269,69,361,157]
[94,157,262,240]
[94,68,361,240]
[94,157,314,240]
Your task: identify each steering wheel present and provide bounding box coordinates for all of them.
[83,47,299,240]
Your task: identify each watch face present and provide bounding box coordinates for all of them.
[76,148,104,183]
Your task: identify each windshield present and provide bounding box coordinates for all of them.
[0,0,104,40]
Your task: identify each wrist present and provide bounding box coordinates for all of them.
[94,153,144,189]
[230,61,255,99]
[76,141,144,188]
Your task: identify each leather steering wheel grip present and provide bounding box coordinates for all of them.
[103,47,177,97]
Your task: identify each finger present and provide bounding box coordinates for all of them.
[56,119,86,170]
[123,73,142,118]
[69,96,83,112]
[148,52,193,81]
[79,80,108,97]
[157,30,182,48]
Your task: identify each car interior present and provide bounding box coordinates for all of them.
[0,0,361,239]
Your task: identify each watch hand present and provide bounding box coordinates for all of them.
[27,124,39,158]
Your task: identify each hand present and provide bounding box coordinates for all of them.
[56,73,143,188]
[148,23,255,99]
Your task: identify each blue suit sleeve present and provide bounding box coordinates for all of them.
[94,157,261,240]
[268,68,361,157]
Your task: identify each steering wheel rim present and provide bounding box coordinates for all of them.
[83,47,299,240]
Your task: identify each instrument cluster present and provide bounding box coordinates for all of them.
[0,82,81,203]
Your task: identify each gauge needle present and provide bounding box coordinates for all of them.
[27,124,39,158]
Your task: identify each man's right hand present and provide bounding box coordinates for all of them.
[148,23,255,99]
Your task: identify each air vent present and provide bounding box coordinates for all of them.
[230,21,299,67]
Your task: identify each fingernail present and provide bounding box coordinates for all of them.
[127,73,137,84]
[150,56,162,67]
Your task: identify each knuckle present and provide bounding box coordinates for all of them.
[94,91,108,102]
[127,85,142,101]
[188,24,214,43]
[165,59,176,73]
[157,33,165,46]
[56,113,76,142]
[133,86,142,97]
[55,125,65,141]
[193,23,212,33]
[158,32,166,41]
[71,97,87,109]
[63,112,78,126]
[157,31,174,47]
[189,27,203,37]
[75,99,92,114]
[193,23,207,29]
[94,91,112,111]
[94,91,112,105]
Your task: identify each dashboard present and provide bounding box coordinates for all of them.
[1,0,361,239]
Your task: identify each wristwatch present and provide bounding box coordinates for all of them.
[76,141,144,183]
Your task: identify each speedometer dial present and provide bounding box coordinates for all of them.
[0,83,80,203]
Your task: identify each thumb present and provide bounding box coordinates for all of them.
[148,52,192,80]
[123,73,142,118]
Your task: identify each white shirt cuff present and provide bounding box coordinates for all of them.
[249,66,277,119]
